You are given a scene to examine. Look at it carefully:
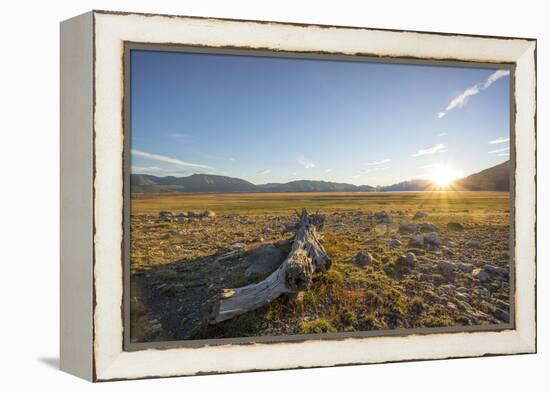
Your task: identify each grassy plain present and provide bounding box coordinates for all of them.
[129,191,511,342]
[132,191,510,216]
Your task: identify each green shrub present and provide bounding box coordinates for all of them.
[340,308,357,327]
[409,296,425,315]
[316,270,344,286]
[300,318,337,334]
[364,290,383,309]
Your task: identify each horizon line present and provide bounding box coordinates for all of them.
[131,158,509,188]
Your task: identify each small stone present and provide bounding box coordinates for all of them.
[404,252,417,265]
[439,260,456,277]
[447,222,464,231]
[410,234,425,247]
[398,223,418,234]
[420,223,438,232]
[386,239,402,247]
[374,211,390,223]
[413,211,428,219]
[479,287,491,298]
[483,264,509,280]
[442,247,454,256]
[424,232,441,246]
[413,211,428,220]
[472,268,491,282]
[229,242,245,250]
[457,262,474,273]
[353,251,375,267]
[466,241,481,249]
[245,244,286,276]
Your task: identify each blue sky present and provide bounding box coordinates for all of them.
[130,49,510,186]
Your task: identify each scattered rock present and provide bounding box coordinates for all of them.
[483,264,510,281]
[413,211,428,219]
[446,240,459,248]
[419,223,438,232]
[386,239,402,247]
[353,251,375,267]
[159,211,174,221]
[395,252,416,269]
[479,287,491,298]
[245,244,286,276]
[374,211,390,223]
[472,264,509,283]
[229,242,245,250]
[410,234,425,247]
[398,223,418,234]
[466,241,481,249]
[472,267,491,282]
[447,222,464,231]
[404,252,417,266]
[424,232,441,246]
[438,260,456,277]
[457,262,474,273]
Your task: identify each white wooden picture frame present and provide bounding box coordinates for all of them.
[60,10,536,381]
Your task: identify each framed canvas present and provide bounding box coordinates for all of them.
[60,10,537,382]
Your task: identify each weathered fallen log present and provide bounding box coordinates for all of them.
[208,209,331,324]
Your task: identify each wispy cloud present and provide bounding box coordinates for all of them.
[298,157,315,169]
[484,70,510,89]
[438,132,447,137]
[362,166,391,173]
[489,136,510,144]
[367,159,391,166]
[132,165,193,177]
[412,144,446,157]
[228,157,236,162]
[437,69,510,118]
[166,132,192,139]
[258,169,271,175]
[325,168,333,173]
[488,147,510,154]
[131,149,212,169]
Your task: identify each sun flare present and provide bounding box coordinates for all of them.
[428,165,464,187]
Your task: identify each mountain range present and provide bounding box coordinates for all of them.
[131,160,510,194]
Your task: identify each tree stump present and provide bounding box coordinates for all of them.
[208,209,331,324]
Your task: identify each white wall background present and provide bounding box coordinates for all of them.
[0,0,546,391]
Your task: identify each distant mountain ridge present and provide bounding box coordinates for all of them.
[131,160,510,193]
[453,160,510,191]
[379,179,434,192]
[131,174,256,193]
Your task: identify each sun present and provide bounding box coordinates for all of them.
[428,165,464,187]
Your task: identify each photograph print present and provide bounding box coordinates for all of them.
[127,47,513,345]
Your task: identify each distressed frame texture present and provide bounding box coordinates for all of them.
[60,10,537,382]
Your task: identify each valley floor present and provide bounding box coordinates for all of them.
[129,191,512,342]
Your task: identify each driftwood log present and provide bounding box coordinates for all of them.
[208,209,331,324]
